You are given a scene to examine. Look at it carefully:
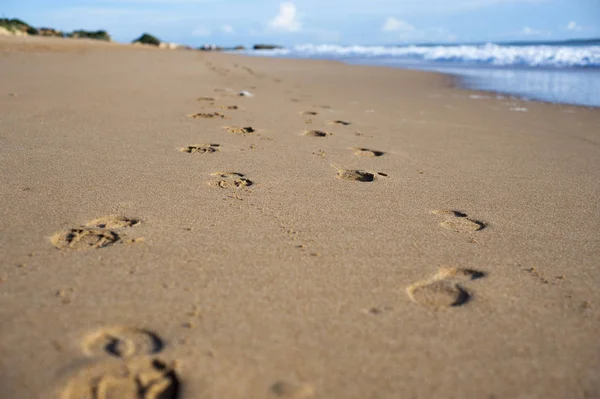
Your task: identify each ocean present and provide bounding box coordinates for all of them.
[247,40,600,108]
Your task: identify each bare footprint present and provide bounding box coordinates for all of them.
[61,357,180,399]
[304,130,329,137]
[407,267,485,310]
[352,147,384,157]
[270,380,314,398]
[51,229,120,250]
[219,105,239,110]
[86,216,140,229]
[331,120,351,126]
[210,172,253,188]
[432,210,486,232]
[83,327,163,358]
[224,126,255,135]
[337,169,375,182]
[180,144,220,154]
[188,112,225,119]
[334,164,388,182]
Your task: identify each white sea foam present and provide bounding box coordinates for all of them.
[253,43,600,68]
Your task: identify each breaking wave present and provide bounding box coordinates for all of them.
[253,43,600,68]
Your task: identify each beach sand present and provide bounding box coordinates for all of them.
[1,35,599,399]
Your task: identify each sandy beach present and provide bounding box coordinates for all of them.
[1,35,599,399]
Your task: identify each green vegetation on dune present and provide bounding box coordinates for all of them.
[132,33,161,46]
[1,18,110,40]
[2,17,287,51]
[0,18,35,34]
[38,27,64,37]
[68,30,111,41]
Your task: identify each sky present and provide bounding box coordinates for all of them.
[2,0,599,47]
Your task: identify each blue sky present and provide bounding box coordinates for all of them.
[2,0,598,46]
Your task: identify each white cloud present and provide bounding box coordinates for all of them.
[382,17,415,33]
[522,26,541,36]
[222,24,235,34]
[192,27,211,37]
[268,2,301,32]
[567,21,583,31]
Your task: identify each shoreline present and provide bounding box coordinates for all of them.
[3,34,598,108]
[241,51,600,109]
[1,34,599,399]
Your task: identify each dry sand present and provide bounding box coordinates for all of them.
[1,35,599,399]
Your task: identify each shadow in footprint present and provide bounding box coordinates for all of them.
[304,130,329,137]
[331,120,351,126]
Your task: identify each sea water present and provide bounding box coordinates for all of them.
[248,41,600,108]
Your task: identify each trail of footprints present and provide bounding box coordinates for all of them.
[48,79,494,397]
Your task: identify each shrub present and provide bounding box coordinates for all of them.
[253,44,282,50]
[68,30,111,41]
[133,33,161,46]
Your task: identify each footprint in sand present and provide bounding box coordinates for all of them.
[61,356,180,399]
[431,210,486,233]
[337,169,375,182]
[62,328,180,399]
[52,216,140,250]
[218,105,239,110]
[224,126,255,135]
[301,111,318,116]
[270,380,314,398]
[180,144,220,154]
[51,229,120,250]
[188,112,225,119]
[210,172,253,188]
[407,267,485,310]
[335,167,388,182]
[331,120,351,126]
[351,147,385,157]
[83,327,163,359]
[196,96,215,102]
[304,130,330,137]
